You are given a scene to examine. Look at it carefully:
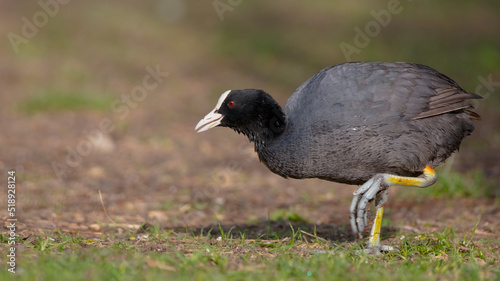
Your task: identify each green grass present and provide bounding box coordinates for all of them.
[17,90,113,114]
[429,170,498,199]
[1,227,498,281]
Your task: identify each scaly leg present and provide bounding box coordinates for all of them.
[368,189,388,248]
[350,166,437,251]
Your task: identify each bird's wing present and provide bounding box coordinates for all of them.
[285,62,482,125]
[411,88,482,120]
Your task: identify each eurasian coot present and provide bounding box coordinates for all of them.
[195,62,481,251]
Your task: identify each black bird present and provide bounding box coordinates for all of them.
[195,62,481,252]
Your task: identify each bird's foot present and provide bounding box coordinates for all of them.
[349,167,438,255]
[349,175,393,255]
[360,244,398,256]
[350,167,437,236]
[349,174,388,236]
[361,201,397,255]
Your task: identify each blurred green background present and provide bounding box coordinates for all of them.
[0,0,499,230]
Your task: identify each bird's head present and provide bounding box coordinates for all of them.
[195,89,286,144]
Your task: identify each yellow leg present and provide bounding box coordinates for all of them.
[384,166,437,188]
[368,205,384,248]
[353,166,438,253]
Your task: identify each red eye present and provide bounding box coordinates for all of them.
[227,101,235,107]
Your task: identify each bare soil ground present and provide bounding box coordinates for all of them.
[0,0,499,258]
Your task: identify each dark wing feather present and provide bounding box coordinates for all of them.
[412,88,482,120]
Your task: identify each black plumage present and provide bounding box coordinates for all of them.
[205,62,480,185]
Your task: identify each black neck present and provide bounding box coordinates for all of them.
[232,102,286,151]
